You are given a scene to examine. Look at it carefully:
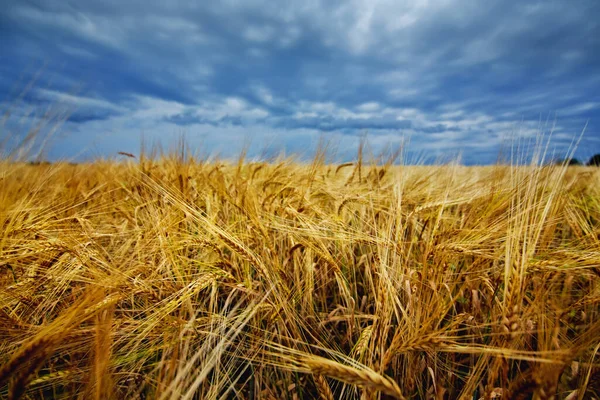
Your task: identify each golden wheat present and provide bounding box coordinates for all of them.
[0,153,599,399]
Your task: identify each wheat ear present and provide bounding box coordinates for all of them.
[304,357,406,400]
[314,374,335,400]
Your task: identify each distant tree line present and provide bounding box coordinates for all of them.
[556,153,600,166]
[22,153,600,166]
[588,154,600,166]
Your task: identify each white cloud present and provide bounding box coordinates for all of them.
[185,97,270,122]
[308,102,337,113]
[559,102,599,117]
[130,96,187,119]
[356,102,380,112]
[247,48,268,58]
[11,5,127,51]
[35,88,122,111]
[225,97,247,111]
[292,111,319,119]
[278,26,302,48]
[252,86,276,105]
[242,25,275,42]
[440,110,465,119]
[144,15,201,36]
[58,44,98,59]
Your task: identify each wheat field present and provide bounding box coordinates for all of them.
[1,146,599,399]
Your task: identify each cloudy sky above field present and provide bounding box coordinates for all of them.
[1,0,599,164]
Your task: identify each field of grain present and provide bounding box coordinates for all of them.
[1,151,599,399]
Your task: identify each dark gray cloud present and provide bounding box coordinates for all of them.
[1,0,598,163]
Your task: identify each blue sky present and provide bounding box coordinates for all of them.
[1,0,599,164]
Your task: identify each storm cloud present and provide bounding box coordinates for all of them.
[1,0,599,163]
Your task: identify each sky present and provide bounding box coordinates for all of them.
[1,0,599,164]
